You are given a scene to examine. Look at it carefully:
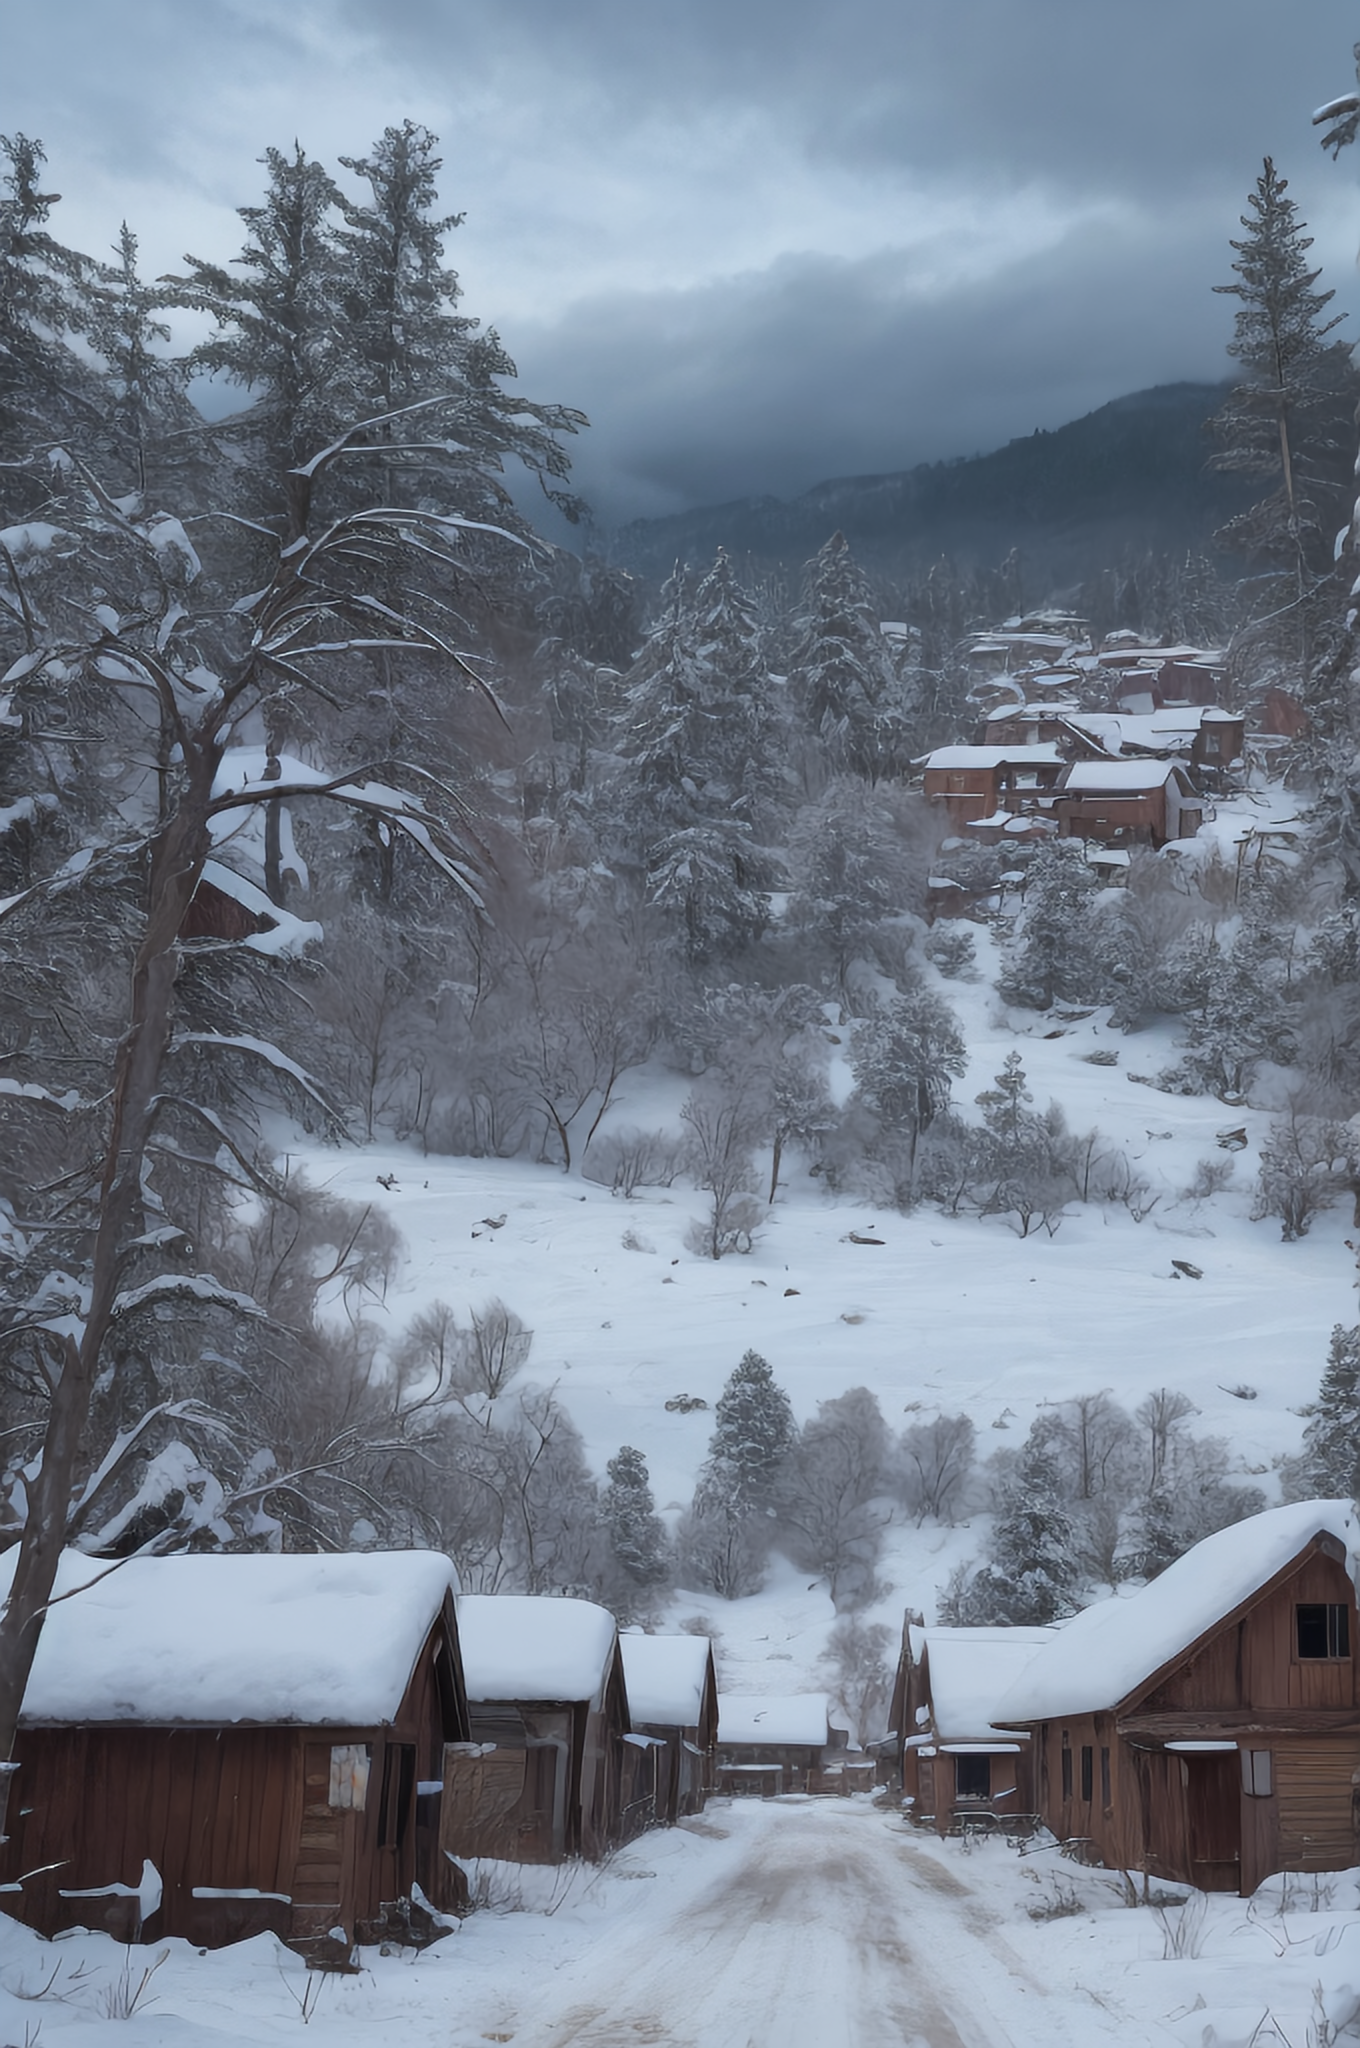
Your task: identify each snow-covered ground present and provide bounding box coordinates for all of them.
[293,791,1353,1696]
[7,1800,1360,2047]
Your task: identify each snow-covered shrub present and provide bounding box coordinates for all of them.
[1251,1109,1351,1239]
[898,1411,976,1525]
[584,1127,683,1196]
[923,925,979,980]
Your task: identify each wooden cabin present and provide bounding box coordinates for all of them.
[1055,760,1202,848]
[920,745,1065,828]
[618,1632,719,1825]
[715,1694,839,1794]
[443,1595,631,1864]
[0,1550,469,1957]
[995,1501,1360,1895]
[892,1624,1053,1833]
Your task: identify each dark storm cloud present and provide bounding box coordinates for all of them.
[338,0,1357,199]
[9,0,1360,524]
[511,206,1239,520]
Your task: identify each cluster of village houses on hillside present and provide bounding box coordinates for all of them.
[4,1499,1360,1962]
[909,614,1274,871]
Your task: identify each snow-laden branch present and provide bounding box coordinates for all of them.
[68,1399,236,1522]
[168,1031,341,1121]
[110,1273,270,1322]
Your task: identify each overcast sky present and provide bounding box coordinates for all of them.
[10,3,1360,526]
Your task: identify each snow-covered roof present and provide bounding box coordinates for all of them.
[718,1693,830,1747]
[919,1628,1055,1744]
[619,1633,713,1728]
[984,702,1079,723]
[1060,761,1183,793]
[995,1501,1359,1725]
[3,1549,458,1728]
[924,745,1063,770]
[457,1594,618,1709]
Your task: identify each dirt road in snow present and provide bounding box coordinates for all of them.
[466,1800,1156,2048]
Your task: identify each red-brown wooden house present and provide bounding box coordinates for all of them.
[0,1550,468,1956]
[442,1595,631,1864]
[1054,760,1203,847]
[920,745,1065,828]
[994,1501,1360,1894]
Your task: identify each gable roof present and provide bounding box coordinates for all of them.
[718,1693,830,1746]
[995,1500,1358,1725]
[918,1627,1055,1743]
[456,1593,619,1709]
[4,1549,459,1728]
[619,1632,714,1728]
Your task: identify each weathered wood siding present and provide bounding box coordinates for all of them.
[0,1602,468,1950]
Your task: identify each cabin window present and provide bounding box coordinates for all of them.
[1100,1747,1111,1809]
[954,1754,991,1800]
[1296,1603,1350,1659]
[328,1743,370,1810]
[1241,1749,1273,1798]
[1080,1745,1093,1803]
[377,1743,417,1849]
[1060,1733,1072,1801]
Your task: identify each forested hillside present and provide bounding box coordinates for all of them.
[613,383,1257,585]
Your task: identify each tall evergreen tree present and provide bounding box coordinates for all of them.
[601,1445,672,1595]
[170,144,347,500]
[617,552,780,957]
[0,133,105,511]
[948,1424,1084,1625]
[787,532,914,780]
[1294,1325,1360,1499]
[1209,158,1357,668]
[680,1350,795,1597]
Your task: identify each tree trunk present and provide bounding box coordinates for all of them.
[0,769,214,1831]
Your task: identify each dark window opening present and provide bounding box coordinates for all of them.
[1080,1745,1093,1803]
[1100,1747,1111,1809]
[1296,1604,1350,1659]
[1061,1734,1073,1802]
[377,1742,417,1849]
[954,1754,991,1800]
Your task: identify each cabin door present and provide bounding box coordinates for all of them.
[1184,1754,1240,1891]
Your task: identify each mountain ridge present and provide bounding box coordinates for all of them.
[611,381,1250,585]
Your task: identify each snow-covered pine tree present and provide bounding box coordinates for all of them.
[0,133,106,513]
[617,551,780,957]
[333,122,585,528]
[707,1349,796,1501]
[1291,1324,1360,1499]
[1175,883,1298,1098]
[169,144,347,509]
[680,1350,796,1597]
[849,987,967,1199]
[601,1446,672,1610]
[947,1423,1084,1625]
[1209,157,1357,671]
[85,224,207,510]
[786,532,913,781]
[785,776,930,987]
[972,1051,1073,1235]
[997,841,1108,1011]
